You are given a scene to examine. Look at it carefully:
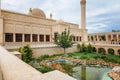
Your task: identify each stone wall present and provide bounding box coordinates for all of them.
[32,45,79,58]
[0,46,77,80]
[0,46,43,80]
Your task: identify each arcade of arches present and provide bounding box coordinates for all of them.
[88,32,120,55]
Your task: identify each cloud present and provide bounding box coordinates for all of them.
[1,0,120,33]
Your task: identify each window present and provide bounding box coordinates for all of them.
[39,34,44,42]
[73,36,75,41]
[46,35,50,42]
[79,36,81,41]
[5,33,13,42]
[77,36,79,41]
[32,34,38,42]
[16,34,22,42]
[25,34,30,42]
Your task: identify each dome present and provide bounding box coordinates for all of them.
[30,8,46,18]
[56,19,64,23]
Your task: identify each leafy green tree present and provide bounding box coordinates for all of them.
[18,44,33,63]
[55,28,74,55]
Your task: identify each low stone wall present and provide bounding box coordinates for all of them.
[0,46,77,80]
[0,46,43,80]
[33,45,78,58]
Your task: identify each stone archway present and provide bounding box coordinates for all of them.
[118,49,120,56]
[98,48,106,54]
[93,47,97,52]
[108,48,114,55]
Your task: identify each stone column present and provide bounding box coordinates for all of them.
[116,34,119,41]
[38,34,39,42]
[111,34,113,40]
[30,34,32,42]
[22,34,24,42]
[106,34,108,42]
[97,35,99,42]
[13,33,15,43]
[0,0,1,16]
[44,35,46,42]
[93,35,96,42]
[0,16,3,45]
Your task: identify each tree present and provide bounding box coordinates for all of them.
[55,28,74,55]
[18,44,33,63]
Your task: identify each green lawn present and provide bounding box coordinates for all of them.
[68,52,120,64]
[37,52,120,64]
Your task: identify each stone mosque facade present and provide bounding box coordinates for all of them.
[0,0,87,47]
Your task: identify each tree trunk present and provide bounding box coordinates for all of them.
[64,48,66,54]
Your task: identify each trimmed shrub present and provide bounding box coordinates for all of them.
[18,44,33,63]
[81,43,87,52]
[38,65,53,73]
[108,48,114,55]
[98,48,106,54]
[86,43,93,53]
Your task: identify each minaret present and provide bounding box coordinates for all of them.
[81,0,86,29]
[80,0,88,42]
[0,0,1,15]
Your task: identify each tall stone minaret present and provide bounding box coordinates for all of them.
[0,0,1,15]
[80,0,88,42]
[0,0,3,45]
[81,0,86,29]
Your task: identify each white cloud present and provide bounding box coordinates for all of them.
[1,0,120,32]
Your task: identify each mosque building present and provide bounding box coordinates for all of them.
[0,0,88,47]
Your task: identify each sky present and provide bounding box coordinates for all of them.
[1,0,120,33]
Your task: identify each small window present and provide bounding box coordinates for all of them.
[39,34,44,42]
[73,36,75,41]
[32,34,38,42]
[5,33,13,42]
[79,36,81,41]
[46,35,50,42]
[25,34,30,42]
[77,36,79,41]
[16,34,22,42]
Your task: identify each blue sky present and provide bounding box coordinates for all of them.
[1,0,120,33]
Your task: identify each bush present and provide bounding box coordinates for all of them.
[38,65,53,73]
[81,43,87,52]
[77,44,81,52]
[93,47,97,52]
[86,43,93,53]
[18,44,33,63]
[98,48,106,54]
[61,63,74,75]
[38,55,50,61]
[108,48,114,55]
